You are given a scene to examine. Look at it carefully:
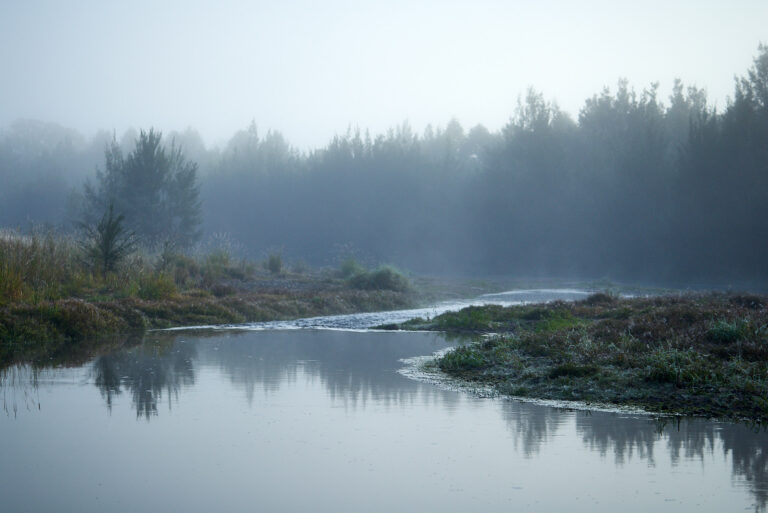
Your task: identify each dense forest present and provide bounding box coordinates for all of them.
[1,46,766,288]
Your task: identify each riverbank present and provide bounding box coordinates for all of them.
[2,230,439,366]
[0,257,509,367]
[390,293,768,422]
[0,273,425,366]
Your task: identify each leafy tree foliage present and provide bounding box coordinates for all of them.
[84,129,202,249]
[78,203,137,276]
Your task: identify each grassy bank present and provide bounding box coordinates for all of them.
[0,287,413,365]
[393,293,768,422]
[0,230,421,366]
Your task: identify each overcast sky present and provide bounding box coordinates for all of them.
[1,0,765,150]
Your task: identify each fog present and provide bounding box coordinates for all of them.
[1,1,765,148]
[1,1,767,288]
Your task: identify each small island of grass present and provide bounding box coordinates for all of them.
[390,293,768,422]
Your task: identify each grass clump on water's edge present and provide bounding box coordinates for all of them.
[405,293,768,422]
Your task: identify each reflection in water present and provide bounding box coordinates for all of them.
[720,424,768,511]
[91,337,196,418]
[496,398,767,510]
[499,400,566,457]
[578,412,665,465]
[88,330,454,416]
[2,328,767,511]
[575,411,766,511]
[1,365,42,417]
[194,331,453,410]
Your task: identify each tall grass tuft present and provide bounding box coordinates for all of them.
[0,229,257,305]
[266,253,283,275]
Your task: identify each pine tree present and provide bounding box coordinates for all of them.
[78,203,137,276]
[84,129,201,249]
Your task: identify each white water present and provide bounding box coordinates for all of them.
[162,288,592,332]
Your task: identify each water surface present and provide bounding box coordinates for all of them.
[1,290,766,512]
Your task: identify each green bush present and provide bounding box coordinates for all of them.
[438,346,487,371]
[435,306,492,330]
[339,258,365,279]
[707,320,747,343]
[348,266,410,292]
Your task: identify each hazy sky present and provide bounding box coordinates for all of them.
[1,0,765,149]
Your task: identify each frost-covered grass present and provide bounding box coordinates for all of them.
[417,293,768,421]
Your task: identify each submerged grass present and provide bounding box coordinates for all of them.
[407,293,768,422]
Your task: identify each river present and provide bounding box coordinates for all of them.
[1,290,765,512]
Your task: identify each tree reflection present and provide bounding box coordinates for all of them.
[195,330,454,411]
[92,337,196,419]
[720,424,768,512]
[4,329,767,510]
[575,413,766,511]
[90,330,451,418]
[576,413,664,465]
[498,401,566,457]
[1,365,42,417]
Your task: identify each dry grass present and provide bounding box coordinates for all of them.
[0,230,418,366]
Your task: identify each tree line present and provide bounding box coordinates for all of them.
[1,45,766,288]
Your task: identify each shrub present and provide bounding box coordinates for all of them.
[348,266,410,292]
[339,258,365,279]
[707,320,747,344]
[438,346,487,371]
[435,306,492,330]
[266,253,283,275]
